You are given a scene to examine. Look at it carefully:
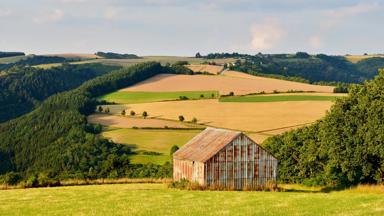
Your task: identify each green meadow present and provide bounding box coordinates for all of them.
[103,128,202,164]
[100,91,218,104]
[220,94,343,103]
[1,184,383,216]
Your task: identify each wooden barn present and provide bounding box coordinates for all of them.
[173,127,278,190]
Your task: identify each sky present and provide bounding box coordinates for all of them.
[0,0,383,56]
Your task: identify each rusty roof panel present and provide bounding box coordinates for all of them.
[173,127,241,162]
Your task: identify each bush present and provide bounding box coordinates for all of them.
[170,145,179,155]
[142,111,148,118]
[2,172,22,185]
[178,115,185,122]
[130,110,136,116]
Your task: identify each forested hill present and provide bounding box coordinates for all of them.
[205,52,384,83]
[264,69,384,186]
[0,64,119,122]
[0,51,25,58]
[0,62,190,184]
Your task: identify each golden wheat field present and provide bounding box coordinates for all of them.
[101,99,333,142]
[121,73,334,95]
[87,114,200,129]
[186,64,224,74]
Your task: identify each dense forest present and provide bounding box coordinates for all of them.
[0,51,25,58]
[205,52,384,83]
[264,69,384,186]
[95,52,141,59]
[0,62,190,186]
[0,64,119,122]
[0,55,76,70]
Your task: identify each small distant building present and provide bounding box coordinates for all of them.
[173,127,278,190]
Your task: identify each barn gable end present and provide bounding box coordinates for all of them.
[173,128,278,190]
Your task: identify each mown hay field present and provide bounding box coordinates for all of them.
[103,128,202,164]
[99,91,218,104]
[102,99,332,142]
[87,114,200,129]
[186,64,224,74]
[1,183,383,216]
[345,54,384,63]
[122,73,334,95]
[220,94,345,103]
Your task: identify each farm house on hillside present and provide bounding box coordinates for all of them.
[173,127,278,190]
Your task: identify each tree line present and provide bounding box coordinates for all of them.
[0,62,192,186]
[0,63,119,122]
[263,69,384,187]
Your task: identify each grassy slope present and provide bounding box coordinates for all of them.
[220,94,342,103]
[103,128,202,164]
[100,91,218,104]
[1,184,383,216]
[0,55,27,64]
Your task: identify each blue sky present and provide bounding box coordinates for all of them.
[0,0,383,56]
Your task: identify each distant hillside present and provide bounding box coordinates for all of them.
[0,64,119,122]
[0,51,25,58]
[96,52,141,59]
[0,55,79,71]
[0,62,187,183]
[204,52,384,83]
[264,69,384,186]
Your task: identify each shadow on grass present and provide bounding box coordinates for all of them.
[281,185,348,193]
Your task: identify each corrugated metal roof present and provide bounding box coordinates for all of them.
[173,127,242,162]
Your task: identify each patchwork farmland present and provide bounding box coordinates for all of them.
[90,66,341,165]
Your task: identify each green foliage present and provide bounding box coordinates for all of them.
[0,63,119,122]
[206,52,384,83]
[264,70,384,186]
[178,115,184,122]
[1,172,22,185]
[95,52,141,59]
[170,145,179,155]
[0,51,25,58]
[0,62,184,181]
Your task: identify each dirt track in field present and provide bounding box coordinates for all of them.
[121,73,334,95]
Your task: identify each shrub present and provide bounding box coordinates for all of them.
[191,117,197,124]
[178,115,185,122]
[170,145,179,155]
[130,110,136,116]
[2,172,22,185]
[142,111,148,118]
[121,110,126,116]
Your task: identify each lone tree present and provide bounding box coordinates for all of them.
[178,115,185,122]
[211,93,215,98]
[142,111,148,118]
[170,145,179,155]
[200,94,204,98]
[191,117,197,124]
[104,107,110,113]
[229,92,234,96]
[195,52,202,58]
[121,110,126,116]
[98,106,103,112]
[130,110,136,116]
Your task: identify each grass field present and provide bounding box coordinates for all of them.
[345,54,384,63]
[220,94,343,103]
[0,55,28,64]
[1,183,383,215]
[100,91,218,104]
[123,73,334,95]
[103,128,201,164]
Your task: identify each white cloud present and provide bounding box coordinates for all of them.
[34,9,64,24]
[0,8,12,17]
[326,2,379,18]
[309,35,323,49]
[250,19,284,51]
[104,7,119,20]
